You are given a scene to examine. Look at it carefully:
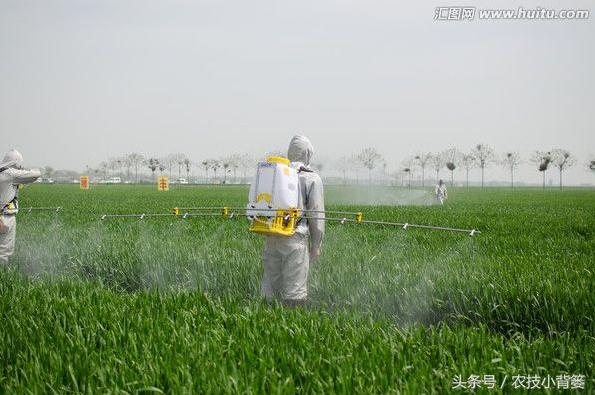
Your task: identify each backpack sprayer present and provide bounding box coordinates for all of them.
[99,156,481,236]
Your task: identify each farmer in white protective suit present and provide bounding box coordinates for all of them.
[435,179,448,205]
[0,149,41,265]
[261,135,325,306]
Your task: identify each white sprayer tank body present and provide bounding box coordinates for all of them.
[247,157,299,218]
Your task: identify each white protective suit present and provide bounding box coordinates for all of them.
[0,149,41,265]
[261,136,325,303]
[435,180,448,205]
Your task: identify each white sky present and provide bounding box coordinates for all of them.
[1,0,594,185]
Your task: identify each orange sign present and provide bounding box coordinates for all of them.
[158,176,169,191]
[80,175,89,190]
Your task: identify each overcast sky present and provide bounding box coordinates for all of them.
[1,0,593,185]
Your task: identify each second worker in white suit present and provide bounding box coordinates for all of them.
[0,149,41,265]
[261,135,325,306]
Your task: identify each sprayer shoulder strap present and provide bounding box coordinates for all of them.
[295,167,316,227]
[1,182,19,216]
[297,166,313,173]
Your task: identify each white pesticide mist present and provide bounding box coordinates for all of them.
[326,186,437,206]
[136,218,237,293]
[15,215,67,279]
[309,222,478,325]
[15,216,107,281]
[12,206,480,327]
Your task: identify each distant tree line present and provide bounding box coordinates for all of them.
[42,147,593,188]
[88,153,257,184]
[332,145,586,189]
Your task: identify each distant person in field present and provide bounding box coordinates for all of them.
[261,135,325,307]
[0,149,41,265]
[435,179,448,205]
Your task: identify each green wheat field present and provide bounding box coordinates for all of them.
[1,184,593,393]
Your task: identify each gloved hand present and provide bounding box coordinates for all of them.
[310,247,321,263]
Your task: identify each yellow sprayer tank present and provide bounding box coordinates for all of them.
[246,156,301,236]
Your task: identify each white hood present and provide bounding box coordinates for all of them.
[0,149,23,170]
[287,135,314,167]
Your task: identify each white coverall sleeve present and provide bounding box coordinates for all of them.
[11,168,41,184]
[306,175,325,250]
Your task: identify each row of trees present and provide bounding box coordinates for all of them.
[85,146,591,187]
[334,145,584,189]
[198,155,254,184]
[401,146,577,189]
[91,153,256,184]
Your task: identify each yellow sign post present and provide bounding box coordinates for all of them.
[80,175,89,190]
[158,176,169,191]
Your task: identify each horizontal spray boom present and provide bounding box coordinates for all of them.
[100,207,480,236]
[20,207,62,213]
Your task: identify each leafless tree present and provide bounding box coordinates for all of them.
[335,156,351,185]
[471,144,496,188]
[146,158,159,179]
[589,159,595,173]
[350,154,363,185]
[551,149,576,189]
[221,158,231,184]
[201,160,211,183]
[428,152,446,184]
[403,168,412,188]
[401,157,415,188]
[357,147,383,185]
[183,158,192,181]
[238,154,255,182]
[460,153,476,188]
[501,152,522,188]
[414,152,431,187]
[531,151,552,189]
[225,154,243,183]
[99,161,109,179]
[442,148,462,185]
[159,156,173,178]
[211,160,221,182]
[165,153,187,180]
[224,155,241,183]
[120,156,132,181]
[91,168,101,181]
[108,157,123,178]
[127,153,145,183]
